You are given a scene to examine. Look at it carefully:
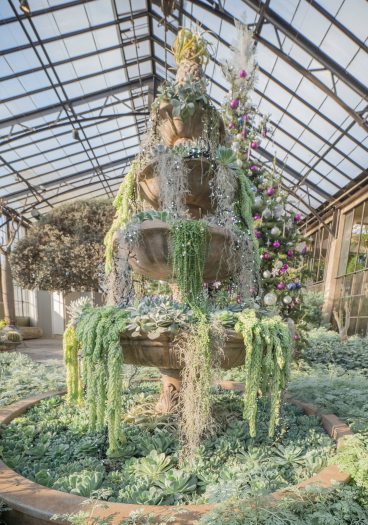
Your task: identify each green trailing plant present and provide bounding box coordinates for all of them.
[104,161,138,273]
[171,220,208,306]
[73,306,130,456]
[235,310,292,437]
[63,324,82,404]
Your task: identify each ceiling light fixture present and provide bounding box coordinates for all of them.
[19,0,31,15]
[72,129,81,141]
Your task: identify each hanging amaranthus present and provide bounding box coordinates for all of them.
[235,310,291,437]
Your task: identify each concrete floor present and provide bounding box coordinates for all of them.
[20,337,63,364]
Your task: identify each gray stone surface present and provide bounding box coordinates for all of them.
[20,337,63,364]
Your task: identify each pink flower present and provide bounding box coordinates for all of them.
[251,140,258,149]
[287,250,294,258]
[229,122,235,129]
[254,214,261,220]
[230,99,239,109]
[250,165,258,172]
[262,252,270,260]
[282,263,289,270]
[242,114,249,122]
[272,240,281,249]
[255,230,262,239]
[266,187,274,196]
[277,282,285,290]
[294,213,302,222]
[239,69,247,78]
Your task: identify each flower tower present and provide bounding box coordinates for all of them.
[65,28,292,457]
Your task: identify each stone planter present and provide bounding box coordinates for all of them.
[127,220,237,282]
[158,102,205,147]
[122,330,245,412]
[0,390,352,525]
[138,156,215,218]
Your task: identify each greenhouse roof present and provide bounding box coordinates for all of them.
[0,0,367,219]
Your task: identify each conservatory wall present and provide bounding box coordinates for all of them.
[305,188,368,336]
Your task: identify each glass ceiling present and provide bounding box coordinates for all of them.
[0,0,367,219]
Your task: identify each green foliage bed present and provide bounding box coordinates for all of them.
[0,352,65,407]
[0,385,334,506]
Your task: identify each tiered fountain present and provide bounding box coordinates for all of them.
[117,30,254,412]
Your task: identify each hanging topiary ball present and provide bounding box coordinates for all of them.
[264,292,277,306]
[271,226,281,237]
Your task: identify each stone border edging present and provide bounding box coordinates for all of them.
[0,385,353,525]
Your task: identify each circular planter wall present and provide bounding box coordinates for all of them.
[0,388,352,525]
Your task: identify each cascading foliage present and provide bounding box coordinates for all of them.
[235,310,292,437]
[63,306,129,456]
[171,219,208,306]
[104,160,138,273]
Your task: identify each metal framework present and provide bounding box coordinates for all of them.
[0,0,367,218]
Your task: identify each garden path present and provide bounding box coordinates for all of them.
[20,337,63,364]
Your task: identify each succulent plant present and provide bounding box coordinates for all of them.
[216,146,238,168]
[131,450,172,481]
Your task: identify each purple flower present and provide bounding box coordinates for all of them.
[242,114,249,122]
[266,187,274,196]
[239,69,247,78]
[277,282,285,290]
[262,127,267,138]
[251,140,258,149]
[262,252,270,260]
[229,122,235,129]
[230,99,240,110]
[287,250,294,258]
[294,213,302,222]
[272,240,281,249]
[254,214,261,220]
[255,230,262,239]
[250,165,258,172]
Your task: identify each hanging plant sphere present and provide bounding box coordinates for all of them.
[263,270,272,279]
[266,187,275,196]
[273,204,284,219]
[272,240,281,249]
[254,195,263,209]
[230,98,240,109]
[264,292,277,306]
[263,208,272,219]
[236,158,243,167]
[283,295,293,304]
[271,226,281,237]
[239,69,247,78]
[277,282,285,290]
